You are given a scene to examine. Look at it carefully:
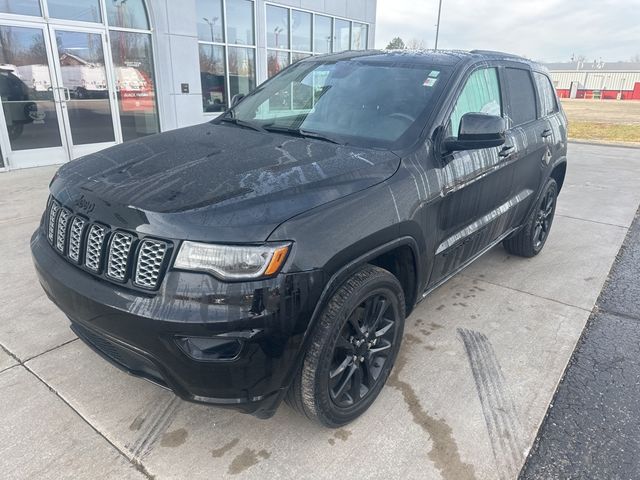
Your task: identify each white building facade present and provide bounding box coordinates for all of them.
[0,0,376,170]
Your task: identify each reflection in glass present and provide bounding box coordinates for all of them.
[314,15,332,54]
[267,50,288,78]
[56,31,115,145]
[48,0,102,23]
[106,0,149,30]
[110,31,159,142]
[196,0,224,42]
[199,44,227,112]
[292,52,310,63]
[0,0,41,16]
[266,5,288,49]
[226,0,255,45]
[351,23,368,50]
[0,26,62,151]
[334,19,350,52]
[291,10,312,52]
[228,47,255,99]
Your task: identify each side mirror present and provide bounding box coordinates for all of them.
[230,93,245,107]
[444,112,506,152]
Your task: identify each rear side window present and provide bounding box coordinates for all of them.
[505,68,537,126]
[449,67,501,137]
[533,72,558,117]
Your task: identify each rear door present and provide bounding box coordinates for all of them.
[533,71,567,166]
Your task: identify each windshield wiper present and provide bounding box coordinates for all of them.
[219,117,265,132]
[262,125,342,145]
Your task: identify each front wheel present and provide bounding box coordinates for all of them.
[504,178,558,257]
[286,265,405,427]
[7,123,23,141]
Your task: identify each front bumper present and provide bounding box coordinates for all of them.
[31,229,323,418]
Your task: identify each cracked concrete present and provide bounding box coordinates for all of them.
[0,143,639,479]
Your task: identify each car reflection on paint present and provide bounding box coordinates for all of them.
[0,65,39,140]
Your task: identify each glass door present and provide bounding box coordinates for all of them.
[0,20,122,169]
[47,25,120,159]
[0,21,69,168]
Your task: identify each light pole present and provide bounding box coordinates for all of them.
[203,17,218,43]
[434,0,443,50]
[274,26,284,48]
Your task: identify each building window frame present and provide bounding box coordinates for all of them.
[264,1,370,79]
[198,0,257,114]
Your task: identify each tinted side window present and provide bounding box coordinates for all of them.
[449,67,501,137]
[533,72,558,117]
[505,68,537,126]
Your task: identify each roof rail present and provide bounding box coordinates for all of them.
[469,49,523,59]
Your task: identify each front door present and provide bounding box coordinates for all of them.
[0,21,120,169]
[429,66,516,285]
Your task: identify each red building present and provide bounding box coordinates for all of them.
[545,62,640,100]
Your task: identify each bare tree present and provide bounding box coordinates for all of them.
[406,38,427,50]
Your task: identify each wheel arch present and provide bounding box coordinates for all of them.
[276,236,423,407]
[550,158,567,192]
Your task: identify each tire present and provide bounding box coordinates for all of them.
[7,123,23,141]
[503,178,558,257]
[286,264,405,427]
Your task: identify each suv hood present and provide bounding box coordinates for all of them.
[51,122,400,242]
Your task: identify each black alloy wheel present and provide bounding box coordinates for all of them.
[533,187,556,250]
[286,264,405,427]
[328,292,397,408]
[503,177,558,257]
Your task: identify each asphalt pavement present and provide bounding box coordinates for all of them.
[521,206,640,479]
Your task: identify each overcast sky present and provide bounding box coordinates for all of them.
[375,0,640,63]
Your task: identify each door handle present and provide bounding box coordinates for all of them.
[541,128,552,138]
[54,87,71,103]
[498,145,515,157]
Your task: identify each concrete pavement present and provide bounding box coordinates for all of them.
[1,143,639,479]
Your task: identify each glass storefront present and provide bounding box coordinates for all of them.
[109,31,159,142]
[47,0,102,23]
[0,25,63,151]
[0,0,159,169]
[198,1,370,111]
[264,5,370,80]
[197,0,257,113]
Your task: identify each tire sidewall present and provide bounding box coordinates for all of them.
[305,267,405,427]
[532,178,558,254]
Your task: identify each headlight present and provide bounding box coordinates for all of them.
[174,241,291,280]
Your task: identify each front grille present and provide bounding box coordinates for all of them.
[43,196,171,290]
[106,232,134,281]
[55,209,71,253]
[68,217,86,263]
[85,224,107,272]
[135,240,168,289]
[47,201,60,243]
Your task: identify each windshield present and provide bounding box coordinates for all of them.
[226,59,451,148]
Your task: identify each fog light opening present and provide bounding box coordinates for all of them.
[175,336,242,361]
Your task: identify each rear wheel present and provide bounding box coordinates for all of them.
[504,178,558,257]
[286,265,405,427]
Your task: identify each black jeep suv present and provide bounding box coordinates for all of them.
[31,50,567,427]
